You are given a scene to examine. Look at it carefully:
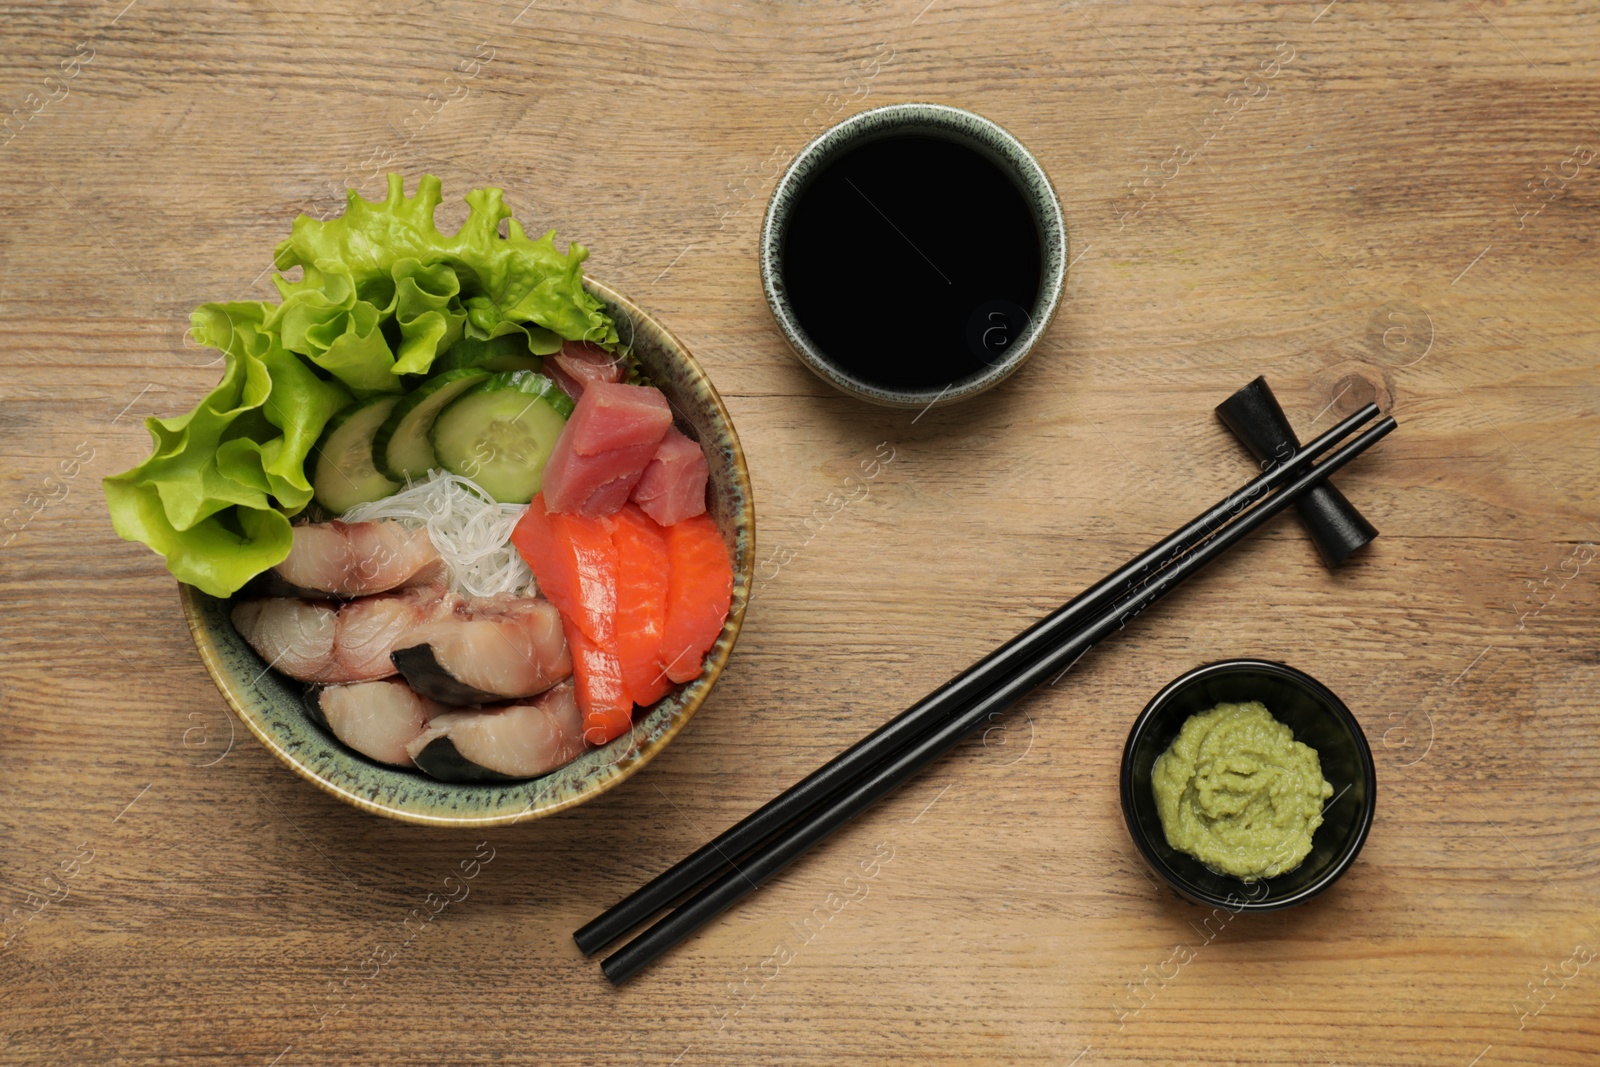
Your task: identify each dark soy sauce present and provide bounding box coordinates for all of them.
[781,134,1042,391]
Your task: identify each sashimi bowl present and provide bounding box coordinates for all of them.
[179,278,754,827]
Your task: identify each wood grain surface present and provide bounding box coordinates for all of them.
[2,1,1597,1063]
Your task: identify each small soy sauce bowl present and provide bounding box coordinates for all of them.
[1119,659,1377,911]
[760,102,1067,409]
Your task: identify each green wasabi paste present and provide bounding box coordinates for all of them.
[1151,700,1334,881]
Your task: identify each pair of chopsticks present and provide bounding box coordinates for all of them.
[578,402,1397,983]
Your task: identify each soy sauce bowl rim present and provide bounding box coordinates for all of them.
[1118,658,1378,912]
[759,102,1067,409]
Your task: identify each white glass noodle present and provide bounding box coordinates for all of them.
[341,471,535,599]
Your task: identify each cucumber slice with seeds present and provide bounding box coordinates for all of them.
[373,367,492,480]
[432,334,548,375]
[430,371,574,503]
[312,396,401,513]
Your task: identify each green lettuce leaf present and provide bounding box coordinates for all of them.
[273,173,617,376]
[104,477,296,598]
[270,265,401,396]
[105,173,615,597]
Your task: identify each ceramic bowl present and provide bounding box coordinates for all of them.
[1119,659,1377,910]
[180,278,755,827]
[760,102,1067,409]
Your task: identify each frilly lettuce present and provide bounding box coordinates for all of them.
[106,174,618,597]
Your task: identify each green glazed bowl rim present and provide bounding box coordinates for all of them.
[759,101,1068,409]
[179,277,755,828]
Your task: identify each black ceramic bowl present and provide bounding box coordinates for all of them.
[1120,659,1376,910]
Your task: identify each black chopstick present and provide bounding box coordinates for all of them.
[603,416,1397,983]
[578,404,1389,963]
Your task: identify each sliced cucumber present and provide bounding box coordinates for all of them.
[481,353,543,373]
[432,334,544,375]
[430,371,575,503]
[312,396,401,513]
[373,367,492,480]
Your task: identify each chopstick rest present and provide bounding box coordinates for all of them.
[1215,376,1378,568]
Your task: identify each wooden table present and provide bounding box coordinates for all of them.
[3,1,1597,1063]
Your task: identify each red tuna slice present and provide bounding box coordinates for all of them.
[546,341,625,400]
[541,438,660,516]
[541,381,674,516]
[565,381,672,456]
[661,514,734,684]
[544,359,584,402]
[631,427,710,526]
[612,504,673,707]
[564,617,635,745]
[510,495,617,645]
